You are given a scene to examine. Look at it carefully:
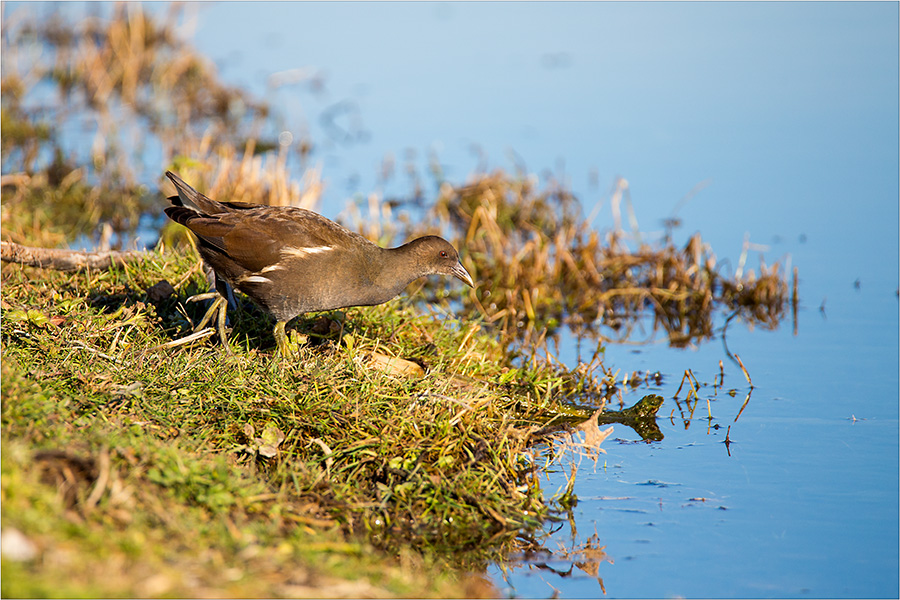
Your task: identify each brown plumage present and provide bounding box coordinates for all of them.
[164,171,473,355]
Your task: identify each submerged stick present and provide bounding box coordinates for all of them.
[1,241,145,272]
[734,354,752,387]
[734,389,752,422]
[673,370,690,399]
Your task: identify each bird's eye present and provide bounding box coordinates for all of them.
[440,250,449,258]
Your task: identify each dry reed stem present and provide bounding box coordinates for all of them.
[734,354,752,387]
[733,390,752,423]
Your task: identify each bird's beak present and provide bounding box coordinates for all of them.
[452,262,475,288]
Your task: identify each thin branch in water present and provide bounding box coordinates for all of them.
[686,369,700,396]
[673,370,690,399]
[724,425,733,456]
[733,389,752,422]
[734,354,752,387]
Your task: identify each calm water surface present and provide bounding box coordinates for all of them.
[18,2,899,597]
[489,282,899,598]
[191,3,900,597]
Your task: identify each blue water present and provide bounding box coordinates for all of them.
[8,2,899,597]
[493,282,898,598]
[190,5,900,597]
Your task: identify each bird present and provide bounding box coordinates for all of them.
[163,170,474,356]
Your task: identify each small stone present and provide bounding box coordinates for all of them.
[146,280,175,303]
[367,352,425,378]
[1,527,38,561]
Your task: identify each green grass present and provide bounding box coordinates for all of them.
[1,247,592,597]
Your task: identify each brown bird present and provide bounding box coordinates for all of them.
[164,171,474,356]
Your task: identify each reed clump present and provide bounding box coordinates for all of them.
[2,3,320,249]
[165,135,323,210]
[405,170,790,350]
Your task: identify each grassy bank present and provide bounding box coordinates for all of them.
[1,241,610,597]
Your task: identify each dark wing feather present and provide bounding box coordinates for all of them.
[164,206,233,252]
[165,206,283,273]
[165,171,228,214]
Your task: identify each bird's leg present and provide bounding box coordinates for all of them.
[212,275,235,355]
[171,293,230,352]
[186,274,234,355]
[188,293,225,331]
[273,321,289,357]
[215,296,233,355]
[186,294,232,353]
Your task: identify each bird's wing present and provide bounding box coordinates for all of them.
[165,171,228,214]
[164,205,375,275]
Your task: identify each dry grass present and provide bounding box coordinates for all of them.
[165,134,324,210]
[393,170,792,351]
[2,3,320,249]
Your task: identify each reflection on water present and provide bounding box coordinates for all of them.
[490,296,897,597]
[507,532,615,597]
[429,173,795,354]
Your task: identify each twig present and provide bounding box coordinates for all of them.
[84,447,110,511]
[687,369,700,394]
[673,370,689,399]
[1,240,145,272]
[734,354,752,387]
[70,340,122,363]
[733,390,752,422]
[155,328,215,349]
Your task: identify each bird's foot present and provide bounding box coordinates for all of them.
[187,293,232,355]
[273,322,307,358]
[273,321,290,358]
